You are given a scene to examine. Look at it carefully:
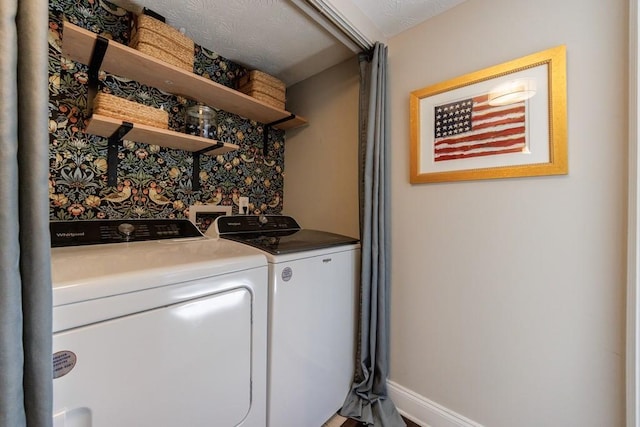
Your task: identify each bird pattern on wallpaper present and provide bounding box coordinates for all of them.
[48,0,286,221]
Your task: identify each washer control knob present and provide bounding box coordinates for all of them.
[258,214,268,225]
[117,223,135,238]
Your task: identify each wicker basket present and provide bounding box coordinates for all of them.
[238,88,285,110]
[93,92,169,129]
[238,80,285,103]
[130,14,194,72]
[238,70,286,92]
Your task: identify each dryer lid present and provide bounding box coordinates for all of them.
[208,215,359,255]
[220,229,359,255]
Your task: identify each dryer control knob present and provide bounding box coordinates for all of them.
[117,222,135,238]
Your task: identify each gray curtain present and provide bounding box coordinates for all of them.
[340,43,404,427]
[1,0,53,426]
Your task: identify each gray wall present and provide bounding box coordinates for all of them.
[285,57,360,238]
[388,0,627,425]
[285,0,627,424]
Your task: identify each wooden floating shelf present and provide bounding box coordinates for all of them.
[86,114,238,155]
[62,22,307,131]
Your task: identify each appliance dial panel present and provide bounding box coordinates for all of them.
[50,219,202,247]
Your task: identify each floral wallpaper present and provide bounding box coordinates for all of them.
[48,0,285,222]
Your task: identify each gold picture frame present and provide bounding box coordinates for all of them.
[409,45,567,184]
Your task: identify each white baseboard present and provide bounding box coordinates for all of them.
[387,381,484,427]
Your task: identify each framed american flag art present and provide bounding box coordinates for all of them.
[409,45,567,184]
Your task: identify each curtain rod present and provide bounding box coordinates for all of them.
[297,0,374,52]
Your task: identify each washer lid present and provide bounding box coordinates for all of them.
[51,237,266,307]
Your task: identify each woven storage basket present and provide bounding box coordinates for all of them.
[238,70,286,92]
[130,14,194,72]
[93,92,168,129]
[239,80,285,103]
[238,88,285,110]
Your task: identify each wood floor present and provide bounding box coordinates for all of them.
[340,416,420,427]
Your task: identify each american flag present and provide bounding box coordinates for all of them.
[433,94,527,162]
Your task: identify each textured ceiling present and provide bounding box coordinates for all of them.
[349,0,468,38]
[108,0,465,86]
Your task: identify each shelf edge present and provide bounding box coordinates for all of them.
[62,22,308,131]
[85,114,238,155]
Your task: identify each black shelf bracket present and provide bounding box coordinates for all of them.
[87,35,109,115]
[192,142,224,191]
[107,122,133,187]
[142,7,166,22]
[263,114,296,156]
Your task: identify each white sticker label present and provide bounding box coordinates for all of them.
[282,267,293,282]
[53,351,77,379]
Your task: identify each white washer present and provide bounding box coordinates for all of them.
[207,215,360,427]
[50,219,268,427]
